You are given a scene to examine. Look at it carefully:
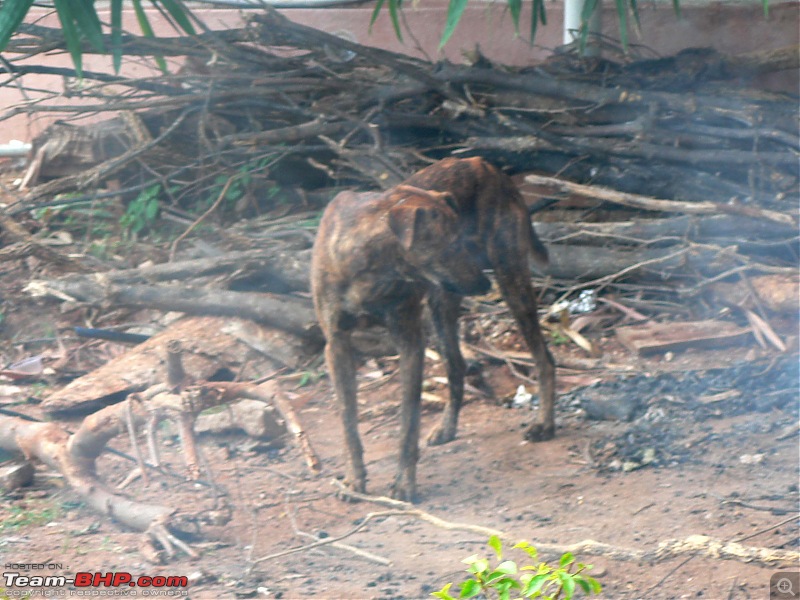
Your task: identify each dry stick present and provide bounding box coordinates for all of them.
[567,246,691,295]
[331,481,799,568]
[282,492,391,566]
[332,480,503,538]
[123,397,150,486]
[732,514,800,544]
[253,510,402,565]
[469,320,539,387]
[523,174,797,227]
[170,174,236,261]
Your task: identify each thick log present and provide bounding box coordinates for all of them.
[26,278,318,340]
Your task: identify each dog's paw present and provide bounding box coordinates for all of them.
[389,481,417,504]
[426,424,456,446]
[334,474,367,501]
[523,421,555,442]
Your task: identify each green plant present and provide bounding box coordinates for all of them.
[0,0,195,76]
[372,0,769,52]
[433,535,601,600]
[297,370,324,388]
[202,155,276,214]
[549,329,570,346]
[120,184,161,236]
[0,502,60,531]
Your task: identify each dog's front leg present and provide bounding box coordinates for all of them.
[426,287,466,446]
[325,331,367,493]
[387,301,425,502]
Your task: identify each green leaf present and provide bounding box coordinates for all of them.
[369,0,386,32]
[494,561,518,576]
[559,552,575,568]
[110,0,123,73]
[466,558,489,575]
[157,0,196,34]
[628,0,642,35]
[0,0,35,51]
[530,0,546,44]
[514,541,538,560]
[507,0,522,35]
[69,0,105,51]
[522,573,548,597]
[145,197,159,220]
[672,0,683,18]
[614,0,628,50]
[54,0,84,77]
[133,0,168,72]
[558,571,576,600]
[579,575,602,594]
[488,535,503,560]
[388,0,403,42]
[575,576,592,594]
[439,0,468,49]
[578,0,598,53]
[431,583,457,600]
[458,579,481,599]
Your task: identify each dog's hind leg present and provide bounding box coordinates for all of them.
[489,210,557,442]
[386,300,425,502]
[325,331,367,493]
[426,287,466,446]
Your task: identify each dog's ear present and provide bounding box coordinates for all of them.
[388,201,424,251]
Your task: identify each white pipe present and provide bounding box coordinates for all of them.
[0,142,31,157]
[564,0,602,53]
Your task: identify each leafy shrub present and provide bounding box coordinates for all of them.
[433,535,601,600]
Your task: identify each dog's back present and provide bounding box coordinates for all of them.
[404,157,549,269]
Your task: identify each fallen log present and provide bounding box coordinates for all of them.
[26,278,318,340]
[0,411,194,561]
[524,174,797,226]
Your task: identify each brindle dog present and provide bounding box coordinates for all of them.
[311,184,490,501]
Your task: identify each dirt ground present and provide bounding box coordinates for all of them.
[1,286,798,600]
[0,167,798,600]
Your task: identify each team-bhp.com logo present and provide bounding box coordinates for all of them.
[3,569,188,596]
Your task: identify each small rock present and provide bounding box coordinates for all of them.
[0,460,35,491]
[196,399,287,439]
[582,393,641,422]
[739,453,765,465]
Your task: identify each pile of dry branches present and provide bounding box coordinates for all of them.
[2,8,796,203]
[1,8,798,302]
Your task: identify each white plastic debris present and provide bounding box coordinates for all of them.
[549,289,597,317]
[512,384,533,408]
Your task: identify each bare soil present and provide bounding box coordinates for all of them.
[0,176,797,599]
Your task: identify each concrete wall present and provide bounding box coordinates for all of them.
[1,1,797,144]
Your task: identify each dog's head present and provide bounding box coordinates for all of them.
[387,185,490,296]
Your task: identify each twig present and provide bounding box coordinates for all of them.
[282,491,391,565]
[169,174,237,261]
